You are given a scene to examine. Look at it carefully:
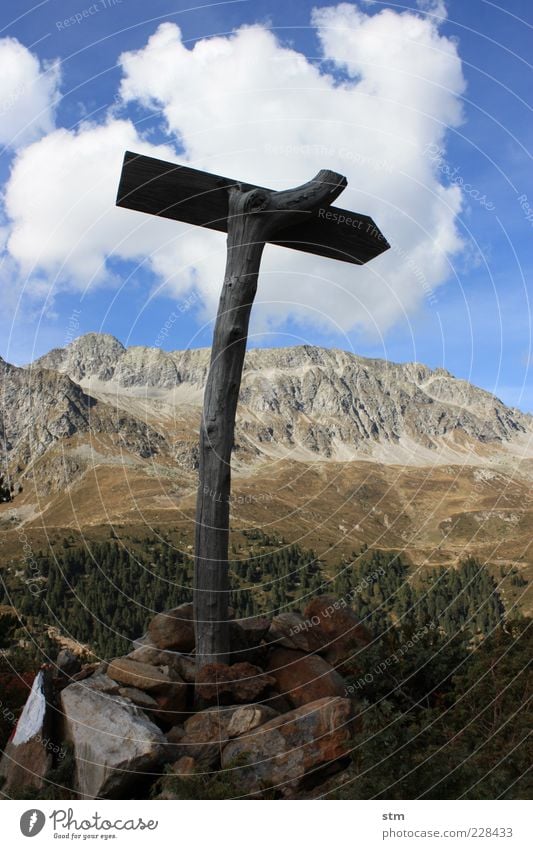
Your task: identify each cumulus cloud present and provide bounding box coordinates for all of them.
[0,38,60,149]
[1,2,466,336]
[5,119,186,290]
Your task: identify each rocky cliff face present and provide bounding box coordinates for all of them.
[0,350,166,494]
[33,333,531,462]
[35,333,208,389]
[1,332,531,497]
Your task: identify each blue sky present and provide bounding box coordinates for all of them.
[0,0,531,410]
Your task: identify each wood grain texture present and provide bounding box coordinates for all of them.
[116,151,390,265]
[192,171,349,669]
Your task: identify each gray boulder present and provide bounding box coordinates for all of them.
[60,680,167,798]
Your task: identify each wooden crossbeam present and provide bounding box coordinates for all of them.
[116,151,389,265]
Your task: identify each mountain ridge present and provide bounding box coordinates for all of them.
[1,333,532,603]
[28,333,531,463]
[32,331,528,416]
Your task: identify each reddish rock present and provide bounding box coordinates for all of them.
[266,648,346,708]
[304,595,372,670]
[106,657,188,724]
[166,724,185,744]
[148,603,195,652]
[195,662,276,706]
[150,689,189,728]
[233,616,271,644]
[107,657,182,694]
[265,692,294,714]
[128,646,196,683]
[174,706,242,768]
[70,662,100,682]
[164,725,185,760]
[268,612,324,652]
[229,617,270,665]
[221,696,354,795]
[227,705,278,738]
[172,654,196,683]
[127,644,161,665]
[171,756,196,776]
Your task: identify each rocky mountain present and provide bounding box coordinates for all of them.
[32,332,531,464]
[0,350,165,495]
[1,334,532,595]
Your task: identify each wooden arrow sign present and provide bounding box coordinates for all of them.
[116,149,390,672]
[116,151,390,265]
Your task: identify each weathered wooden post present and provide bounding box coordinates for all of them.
[116,152,389,670]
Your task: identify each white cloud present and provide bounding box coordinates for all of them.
[416,0,448,21]
[1,3,467,336]
[4,119,184,290]
[0,38,60,149]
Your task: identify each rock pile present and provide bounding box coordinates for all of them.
[0,596,371,799]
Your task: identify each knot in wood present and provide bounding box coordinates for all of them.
[244,189,270,214]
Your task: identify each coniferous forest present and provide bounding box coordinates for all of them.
[1,531,530,800]
[0,534,508,660]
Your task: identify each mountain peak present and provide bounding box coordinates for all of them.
[74,331,125,348]
[34,332,126,382]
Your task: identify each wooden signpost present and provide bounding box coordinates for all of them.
[116,151,389,670]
